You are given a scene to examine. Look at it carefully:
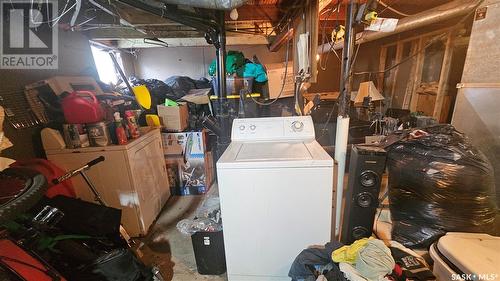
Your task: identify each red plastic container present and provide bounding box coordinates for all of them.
[61,91,104,124]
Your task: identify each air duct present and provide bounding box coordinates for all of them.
[319,0,481,53]
[161,0,248,10]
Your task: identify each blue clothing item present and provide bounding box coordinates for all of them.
[289,241,347,281]
[243,63,268,82]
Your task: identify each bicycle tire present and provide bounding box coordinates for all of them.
[0,167,48,223]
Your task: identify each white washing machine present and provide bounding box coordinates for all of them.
[217,116,334,281]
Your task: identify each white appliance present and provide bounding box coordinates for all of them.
[217,116,334,281]
[429,233,500,281]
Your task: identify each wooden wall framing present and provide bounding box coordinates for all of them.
[378,27,461,123]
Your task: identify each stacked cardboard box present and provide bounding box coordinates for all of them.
[162,130,214,195]
[157,103,189,132]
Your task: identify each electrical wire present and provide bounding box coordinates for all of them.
[378,0,411,17]
[319,8,339,70]
[249,23,292,106]
[24,0,77,27]
[69,0,82,29]
[316,0,483,142]
[319,0,343,70]
[353,0,485,77]
[349,33,366,70]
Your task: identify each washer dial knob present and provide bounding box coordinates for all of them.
[291,121,304,132]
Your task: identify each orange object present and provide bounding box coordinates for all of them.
[11,159,76,198]
[0,239,67,281]
[125,110,140,139]
[114,112,128,145]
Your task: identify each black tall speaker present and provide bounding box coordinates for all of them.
[341,145,386,244]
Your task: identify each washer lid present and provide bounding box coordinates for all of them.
[437,233,500,277]
[218,140,333,169]
[236,142,312,162]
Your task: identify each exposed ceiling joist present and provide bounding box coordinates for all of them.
[318,0,481,53]
[319,0,334,12]
[114,34,269,48]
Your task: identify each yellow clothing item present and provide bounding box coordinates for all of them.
[332,238,372,264]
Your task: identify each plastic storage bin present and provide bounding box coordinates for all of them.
[191,231,226,275]
[429,232,500,281]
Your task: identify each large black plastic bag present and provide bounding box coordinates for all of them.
[129,77,175,108]
[386,124,497,248]
[164,76,197,100]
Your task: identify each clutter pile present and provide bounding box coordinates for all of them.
[176,194,222,236]
[176,194,226,275]
[162,129,215,196]
[290,238,434,281]
[384,124,497,248]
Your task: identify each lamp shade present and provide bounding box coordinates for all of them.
[352,81,385,104]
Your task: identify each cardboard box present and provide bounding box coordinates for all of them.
[163,131,214,195]
[157,103,189,132]
[161,133,185,155]
[266,63,295,99]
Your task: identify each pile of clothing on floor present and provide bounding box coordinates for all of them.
[289,237,434,281]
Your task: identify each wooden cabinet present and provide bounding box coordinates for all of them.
[46,128,169,237]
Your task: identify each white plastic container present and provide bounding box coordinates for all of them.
[429,233,500,281]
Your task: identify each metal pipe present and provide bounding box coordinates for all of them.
[216,10,230,144]
[118,0,218,33]
[338,0,355,117]
[334,0,356,240]
[318,0,481,52]
[160,0,248,10]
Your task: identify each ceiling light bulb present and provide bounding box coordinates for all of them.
[230,8,239,20]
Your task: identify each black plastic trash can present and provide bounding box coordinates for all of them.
[191,231,226,275]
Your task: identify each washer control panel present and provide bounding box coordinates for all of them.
[232,116,315,141]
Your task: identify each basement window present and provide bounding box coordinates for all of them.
[90,45,123,85]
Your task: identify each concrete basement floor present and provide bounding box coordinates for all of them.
[137,186,227,281]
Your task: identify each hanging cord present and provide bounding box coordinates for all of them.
[353,0,485,76]
[249,23,292,106]
[319,0,343,70]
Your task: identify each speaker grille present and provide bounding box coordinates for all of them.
[352,226,370,240]
[359,170,379,188]
[356,192,374,208]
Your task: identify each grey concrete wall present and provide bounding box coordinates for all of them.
[0,31,98,160]
[133,46,214,80]
[133,44,288,80]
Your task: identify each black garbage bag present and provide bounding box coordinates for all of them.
[164,76,197,100]
[193,77,212,89]
[129,77,175,110]
[386,124,497,248]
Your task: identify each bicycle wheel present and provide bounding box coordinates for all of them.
[0,167,48,223]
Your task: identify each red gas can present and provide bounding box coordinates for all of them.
[61,91,104,124]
